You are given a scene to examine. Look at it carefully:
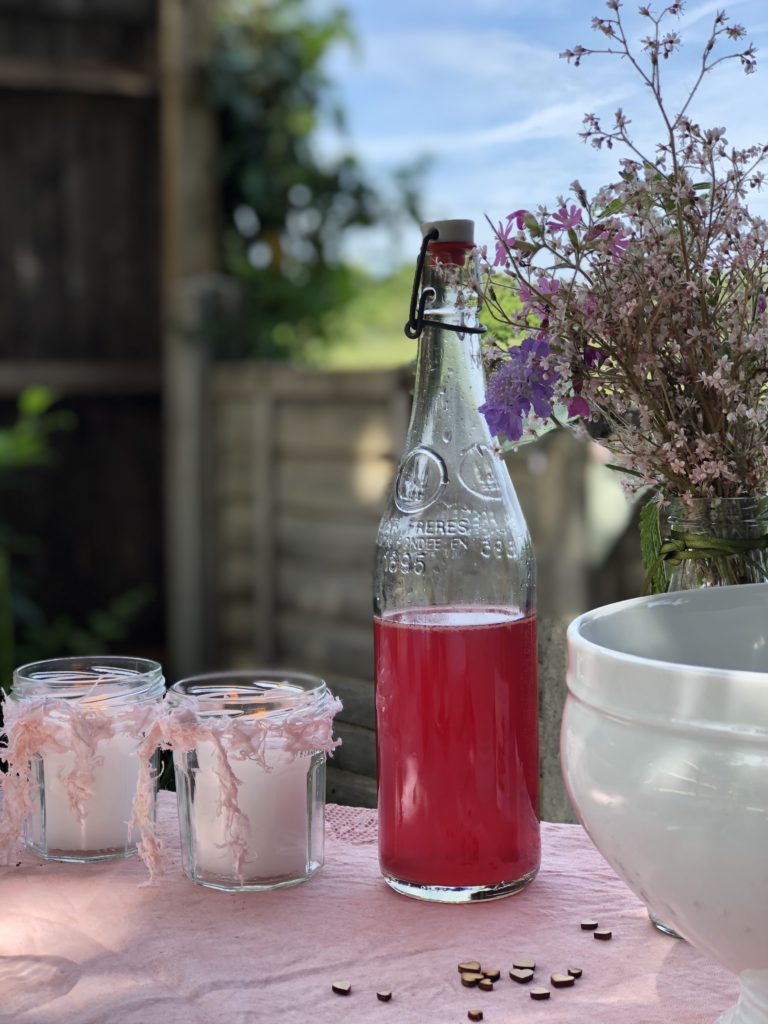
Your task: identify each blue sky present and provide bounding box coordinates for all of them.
[312,0,768,270]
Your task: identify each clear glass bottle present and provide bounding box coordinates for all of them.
[373,219,539,903]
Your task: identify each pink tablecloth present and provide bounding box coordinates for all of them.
[0,794,736,1024]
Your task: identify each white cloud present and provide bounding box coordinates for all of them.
[679,0,751,32]
[322,0,768,268]
[322,91,628,164]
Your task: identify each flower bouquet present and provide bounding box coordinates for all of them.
[480,1,768,591]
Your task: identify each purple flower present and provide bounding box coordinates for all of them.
[567,395,591,420]
[547,204,583,232]
[758,294,767,315]
[538,277,561,296]
[583,344,606,369]
[519,276,560,315]
[480,336,558,441]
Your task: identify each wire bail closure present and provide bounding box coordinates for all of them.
[404,228,487,340]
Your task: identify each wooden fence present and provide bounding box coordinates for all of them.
[0,0,219,666]
[0,0,165,654]
[204,365,408,806]
[193,362,591,818]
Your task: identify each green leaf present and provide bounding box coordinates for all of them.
[605,463,645,478]
[639,494,667,595]
[513,241,541,255]
[598,197,624,217]
[19,386,56,418]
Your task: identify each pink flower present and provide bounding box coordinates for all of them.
[506,209,531,230]
[493,222,516,266]
[518,282,534,309]
[607,231,629,259]
[493,210,533,266]
[581,292,598,318]
[547,204,583,232]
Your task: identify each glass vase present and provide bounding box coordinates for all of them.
[664,496,768,591]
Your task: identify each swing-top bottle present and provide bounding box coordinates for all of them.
[373,218,540,902]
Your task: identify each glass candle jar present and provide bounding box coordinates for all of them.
[169,670,340,892]
[7,656,165,862]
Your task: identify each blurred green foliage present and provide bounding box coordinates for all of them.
[303,265,415,369]
[0,386,74,471]
[303,266,526,372]
[482,274,524,347]
[210,0,424,359]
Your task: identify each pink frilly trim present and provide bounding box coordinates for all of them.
[130,695,343,883]
[0,695,157,864]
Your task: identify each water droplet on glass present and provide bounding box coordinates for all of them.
[442,429,452,443]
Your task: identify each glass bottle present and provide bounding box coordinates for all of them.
[373,219,539,903]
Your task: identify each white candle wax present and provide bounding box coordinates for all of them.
[191,738,310,881]
[40,732,139,852]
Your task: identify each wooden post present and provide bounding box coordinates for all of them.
[159,0,220,678]
[252,391,277,662]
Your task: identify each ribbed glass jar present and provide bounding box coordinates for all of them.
[11,656,164,862]
[169,670,337,892]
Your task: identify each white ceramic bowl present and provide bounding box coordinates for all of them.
[563,583,768,1024]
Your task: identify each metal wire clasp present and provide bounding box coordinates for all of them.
[404,228,487,340]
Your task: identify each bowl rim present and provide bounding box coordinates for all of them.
[567,581,768,683]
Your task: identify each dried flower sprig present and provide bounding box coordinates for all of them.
[480,1,768,502]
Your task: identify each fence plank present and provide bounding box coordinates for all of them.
[324,673,375,731]
[0,93,159,360]
[212,365,410,400]
[275,402,397,458]
[251,392,276,661]
[0,59,155,96]
[276,515,378,569]
[332,720,376,779]
[215,499,256,549]
[0,361,160,396]
[277,612,373,680]
[277,561,372,625]
[326,765,377,809]
[277,456,393,518]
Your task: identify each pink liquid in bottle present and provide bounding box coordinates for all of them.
[374,606,539,891]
